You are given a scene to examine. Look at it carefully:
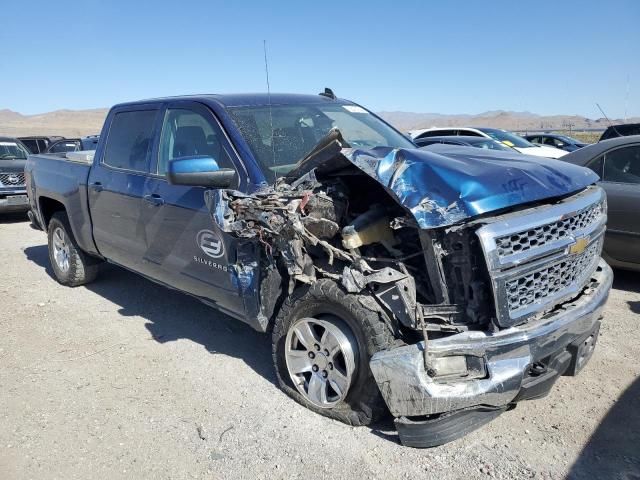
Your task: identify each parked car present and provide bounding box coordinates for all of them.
[524,133,588,152]
[25,93,612,448]
[599,123,640,141]
[410,127,568,158]
[561,135,640,271]
[415,135,514,151]
[420,142,546,162]
[18,136,64,154]
[0,136,30,213]
[46,135,100,154]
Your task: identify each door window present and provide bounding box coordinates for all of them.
[49,140,80,153]
[603,146,640,184]
[587,155,604,177]
[103,110,158,172]
[417,130,454,139]
[544,137,565,148]
[458,129,482,137]
[157,108,234,176]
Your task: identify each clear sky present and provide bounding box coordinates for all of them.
[2,0,638,117]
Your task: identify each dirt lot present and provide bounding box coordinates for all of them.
[1,213,638,480]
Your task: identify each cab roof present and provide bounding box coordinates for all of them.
[115,93,353,109]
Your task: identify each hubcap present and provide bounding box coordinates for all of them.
[52,227,70,272]
[285,316,357,408]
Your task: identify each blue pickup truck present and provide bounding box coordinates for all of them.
[25,92,613,447]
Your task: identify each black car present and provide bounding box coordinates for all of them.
[46,135,100,154]
[414,135,514,151]
[599,123,640,141]
[561,135,640,271]
[17,136,65,154]
[524,133,587,152]
[0,136,30,213]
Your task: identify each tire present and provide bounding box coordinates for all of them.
[272,279,396,426]
[47,212,99,286]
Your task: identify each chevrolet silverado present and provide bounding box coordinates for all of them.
[25,92,612,447]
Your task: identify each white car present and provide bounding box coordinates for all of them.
[409,127,567,159]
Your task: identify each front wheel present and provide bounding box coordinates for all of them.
[272,279,396,426]
[47,212,100,286]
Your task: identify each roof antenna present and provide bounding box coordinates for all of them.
[319,87,336,99]
[263,40,276,166]
[596,103,622,137]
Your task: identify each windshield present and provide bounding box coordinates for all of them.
[228,103,415,181]
[478,128,535,148]
[466,138,512,151]
[0,140,30,159]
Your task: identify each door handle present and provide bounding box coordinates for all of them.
[90,182,103,192]
[143,194,164,206]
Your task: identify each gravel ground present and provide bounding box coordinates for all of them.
[1,213,638,480]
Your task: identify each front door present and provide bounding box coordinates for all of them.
[140,102,250,318]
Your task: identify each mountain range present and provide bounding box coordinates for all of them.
[1,107,637,138]
[378,110,639,133]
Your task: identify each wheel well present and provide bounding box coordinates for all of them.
[39,197,66,229]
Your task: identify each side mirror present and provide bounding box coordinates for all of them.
[167,155,236,188]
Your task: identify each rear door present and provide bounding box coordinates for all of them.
[88,105,161,271]
[594,144,640,265]
[140,101,250,316]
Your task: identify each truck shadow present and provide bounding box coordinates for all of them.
[567,376,640,479]
[22,245,640,451]
[612,268,640,294]
[0,212,29,224]
[23,243,398,441]
[23,244,278,387]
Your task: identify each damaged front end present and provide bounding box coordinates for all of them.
[209,130,611,447]
[210,131,497,339]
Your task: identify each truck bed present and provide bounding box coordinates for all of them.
[24,153,97,255]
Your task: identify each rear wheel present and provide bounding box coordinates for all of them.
[47,212,100,286]
[272,279,396,426]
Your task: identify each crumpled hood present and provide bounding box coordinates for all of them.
[339,146,599,229]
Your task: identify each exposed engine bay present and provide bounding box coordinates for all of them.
[209,131,495,342]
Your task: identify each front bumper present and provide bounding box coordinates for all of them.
[370,259,612,420]
[0,190,29,213]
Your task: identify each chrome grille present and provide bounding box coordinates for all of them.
[506,238,602,312]
[476,186,607,327]
[495,201,604,258]
[0,172,26,187]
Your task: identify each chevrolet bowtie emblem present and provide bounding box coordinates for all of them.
[569,236,589,255]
